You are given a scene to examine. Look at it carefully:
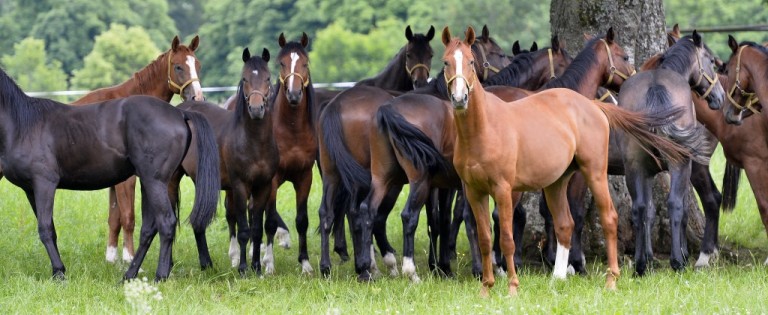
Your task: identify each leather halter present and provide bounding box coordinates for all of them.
[406,63,430,79]
[474,42,501,81]
[167,51,200,95]
[547,48,557,79]
[242,80,271,104]
[726,45,760,114]
[691,42,720,99]
[278,53,311,89]
[444,63,476,95]
[601,39,635,86]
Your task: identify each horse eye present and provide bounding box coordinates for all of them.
[444,61,448,66]
[622,56,629,61]
[469,60,475,65]
[279,62,285,67]
[174,65,183,71]
[406,53,411,58]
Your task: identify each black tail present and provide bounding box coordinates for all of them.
[376,105,450,174]
[184,111,221,231]
[320,102,371,194]
[721,162,741,212]
[645,85,712,165]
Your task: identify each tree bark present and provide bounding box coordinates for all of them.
[517,0,706,261]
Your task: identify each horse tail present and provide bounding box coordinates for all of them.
[376,105,449,174]
[593,100,691,167]
[320,102,371,194]
[183,111,221,231]
[721,162,742,212]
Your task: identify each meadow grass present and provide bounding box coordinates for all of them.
[0,145,766,314]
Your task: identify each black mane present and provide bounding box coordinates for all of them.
[659,35,700,75]
[0,69,63,136]
[483,49,539,87]
[543,37,602,90]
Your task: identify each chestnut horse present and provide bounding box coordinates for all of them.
[69,35,203,264]
[0,68,219,281]
[317,25,437,277]
[171,47,279,275]
[721,36,768,265]
[441,26,691,296]
[365,36,571,282]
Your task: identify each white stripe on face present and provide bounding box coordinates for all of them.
[186,55,203,98]
[252,70,259,76]
[453,49,466,97]
[289,52,300,90]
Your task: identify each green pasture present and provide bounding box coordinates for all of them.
[0,146,766,314]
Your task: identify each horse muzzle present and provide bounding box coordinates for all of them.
[724,107,744,125]
[450,94,469,110]
[286,90,303,105]
[248,103,266,119]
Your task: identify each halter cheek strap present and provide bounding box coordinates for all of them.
[167,51,200,95]
[279,69,311,89]
[475,43,501,81]
[691,44,720,99]
[726,45,760,114]
[601,39,636,86]
[548,48,557,79]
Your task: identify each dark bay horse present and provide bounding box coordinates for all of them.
[618,31,724,275]
[0,68,219,281]
[262,32,318,275]
[441,26,691,296]
[721,36,768,265]
[364,36,571,282]
[69,35,203,264]
[172,47,279,275]
[320,26,510,281]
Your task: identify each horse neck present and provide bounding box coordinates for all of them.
[73,52,174,103]
[692,95,726,138]
[454,85,491,149]
[545,55,604,98]
[364,47,412,91]
[274,88,312,132]
[745,49,768,103]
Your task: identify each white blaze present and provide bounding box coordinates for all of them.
[186,55,203,98]
[453,50,465,98]
[289,52,300,90]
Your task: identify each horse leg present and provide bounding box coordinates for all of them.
[566,173,588,275]
[274,209,291,249]
[24,182,66,279]
[493,185,520,296]
[581,169,620,290]
[249,185,272,275]
[294,171,314,274]
[492,205,505,274]
[262,176,283,275]
[106,186,121,263]
[625,167,655,276]
[117,176,137,263]
[691,161,722,268]
[538,191,557,268]
[332,209,349,261]
[464,188,495,297]
[426,188,439,274]
[437,188,454,277]
[512,197,526,271]
[141,180,177,281]
[447,188,461,259]
[401,179,430,282]
[542,176,575,280]
[224,192,240,268]
[369,180,402,277]
[668,163,692,272]
[460,191,483,278]
[319,175,340,276]
[741,164,768,265]
[124,198,157,280]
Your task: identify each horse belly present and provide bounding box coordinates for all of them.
[513,132,576,190]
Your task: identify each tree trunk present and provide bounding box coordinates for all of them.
[517,0,706,261]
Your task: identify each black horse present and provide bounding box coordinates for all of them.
[0,68,220,281]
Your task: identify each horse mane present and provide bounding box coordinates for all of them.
[658,35,699,75]
[482,49,539,87]
[130,50,170,94]
[543,37,601,90]
[356,46,407,86]
[0,68,63,135]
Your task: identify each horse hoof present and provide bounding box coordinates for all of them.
[301,260,313,275]
[357,271,373,282]
[335,250,350,262]
[106,246,118,263]
[200,261,213,271]
[276,227,291,249]
[52,271,66,281]
[670,259,686,272]
[238,268,248,278]
[320,266,331,277]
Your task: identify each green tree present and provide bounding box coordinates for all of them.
[168,0,203,38]
[70,24,160,91]
[0,37,68,101]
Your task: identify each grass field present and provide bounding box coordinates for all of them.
[0,146,766,314]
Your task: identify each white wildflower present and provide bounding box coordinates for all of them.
[124,277,163,315]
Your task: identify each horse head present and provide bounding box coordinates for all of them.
[277,32,311,106]
[441,26,478,111]
[240,47,272,120]
[723,36,764,125]
[168,35,204,101]
[593,27,635,91]
[404,25,436,89]
[471,25,510,82]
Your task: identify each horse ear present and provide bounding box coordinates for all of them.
[583,33,594,41]
[606,27,615,43]
[426,25,435,41]
[728,35,739,53]
[278,33,287,48]
[441,27,452,47]
[262,48,270,62]
[552,35,561,51]
[242,47,251,63]
[512,41,521,55]
[405,25,414,41]
[300,32,309,48]
[530,41,538,52]
[188,35,200,51]
[666,33,677,47]
[482,24,490,42]
[171,35,180,51]
[465,26,476,46]
[670,23,681,39]
[692,30,703,47]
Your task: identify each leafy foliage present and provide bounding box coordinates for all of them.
[70,24,161,91]
[0,37,68,101]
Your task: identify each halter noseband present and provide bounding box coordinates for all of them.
[444,61,476,96]
[242,80,271,104]
[726,45,760,114]
[406,63,431,80]
[474,42,501,81]
[601,39,635,86]
[167,51,200,96]
[691,42,720,99]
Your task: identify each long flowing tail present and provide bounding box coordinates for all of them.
[184,111,221,231]
[721,162,741,212]
[320,102,371,194]
[376,105,450,174]
[592,100,691,167]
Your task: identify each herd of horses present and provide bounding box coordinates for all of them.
[0,22,766,296]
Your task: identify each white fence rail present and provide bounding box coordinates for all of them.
[24,82,357,98]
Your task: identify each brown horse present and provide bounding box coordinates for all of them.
[364,36,571,282]
[441,26,691,296]
[69,35,203,264]
[316,25,437,277]
[721,36,768,265]
[171,47,279,275]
